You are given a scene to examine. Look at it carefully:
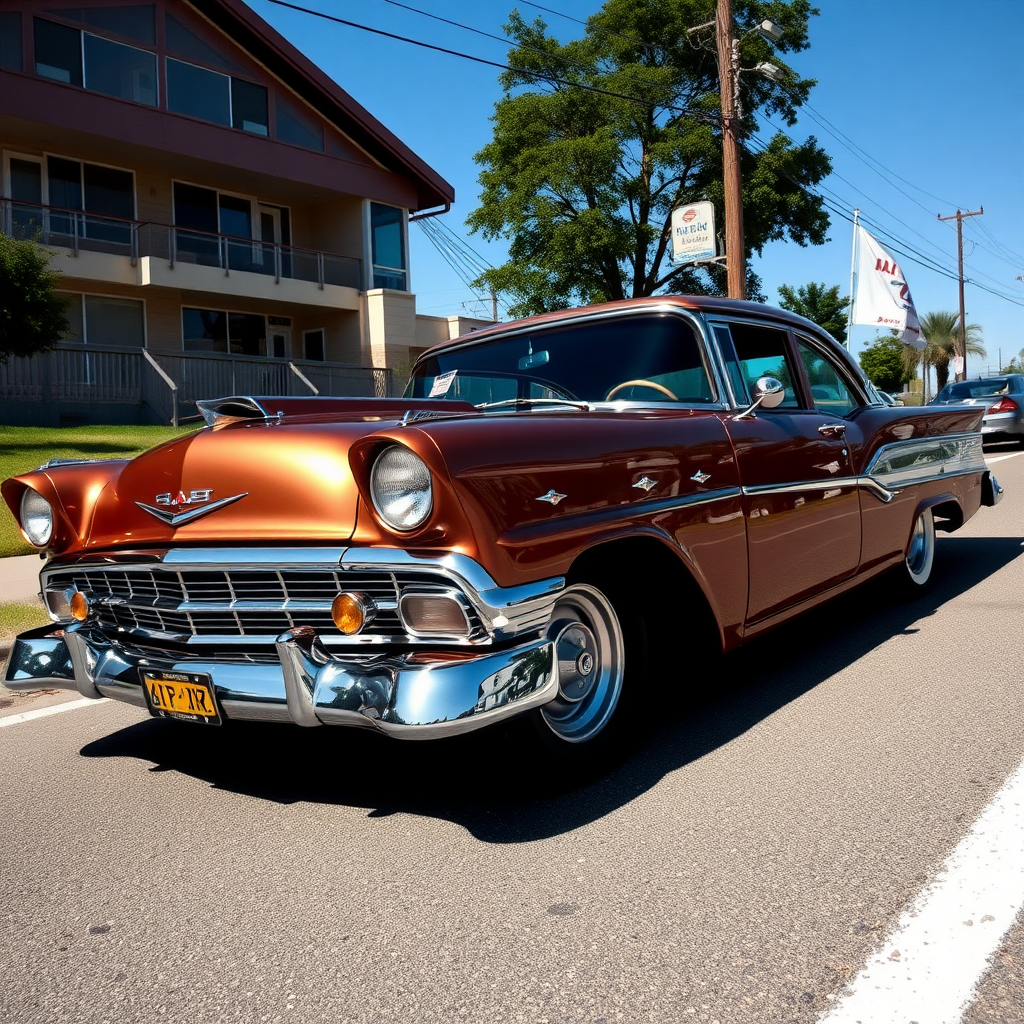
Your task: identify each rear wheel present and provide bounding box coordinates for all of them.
[899,507,935,593]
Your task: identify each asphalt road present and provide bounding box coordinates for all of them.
[2,450,1023,1024]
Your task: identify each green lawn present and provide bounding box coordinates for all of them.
[0,424,198,557]
[0,600,50,644]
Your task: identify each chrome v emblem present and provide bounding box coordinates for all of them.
[135,492,247,527]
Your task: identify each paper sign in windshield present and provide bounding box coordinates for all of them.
[429,370,458,397]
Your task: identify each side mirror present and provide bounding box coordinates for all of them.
[735,377,784,419]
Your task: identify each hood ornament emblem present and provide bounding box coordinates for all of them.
[633,476,657,493]
[691,470,711,484]
[536,489,567,505]
[136,489,247,527]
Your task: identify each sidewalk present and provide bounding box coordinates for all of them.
[0,554,44,604]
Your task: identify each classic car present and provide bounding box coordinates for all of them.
[2,297,1004,758]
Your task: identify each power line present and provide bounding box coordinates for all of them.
[261,0,720,122]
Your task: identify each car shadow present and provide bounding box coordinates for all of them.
[80,534,1024,843]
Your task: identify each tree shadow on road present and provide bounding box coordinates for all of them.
[80,534,1024,843]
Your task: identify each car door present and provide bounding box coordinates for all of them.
[712,319,864,625]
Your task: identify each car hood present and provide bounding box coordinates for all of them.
[3,403,471,553]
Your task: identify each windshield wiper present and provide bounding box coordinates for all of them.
[474,397,591,412]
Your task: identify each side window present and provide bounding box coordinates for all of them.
[796,335,859,416]
[719,321,801,409]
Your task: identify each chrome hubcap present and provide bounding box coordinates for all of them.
[541,585,624,744]
[906,509,934,581]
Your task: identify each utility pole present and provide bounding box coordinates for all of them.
[937,206,983,381]
[715,0,744,299]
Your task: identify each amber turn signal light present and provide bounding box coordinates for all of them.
[331,592,376,635]
[70,591,90,622]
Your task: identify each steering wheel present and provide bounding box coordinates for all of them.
[604,379,679,402]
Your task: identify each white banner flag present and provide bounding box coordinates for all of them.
[850,226,923,348]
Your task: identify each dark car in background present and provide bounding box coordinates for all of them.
[930,375,1024,446]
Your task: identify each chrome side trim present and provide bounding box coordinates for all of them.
[865,433,985,486]
[857,477,899,504]
[742,478,861,497]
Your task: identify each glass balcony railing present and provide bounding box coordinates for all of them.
[1,198,135,254]
[0,200,363,290]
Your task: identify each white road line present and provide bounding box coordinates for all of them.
[819,757,1024,1024]
[985,451,1023,464]
[0,696,109,728]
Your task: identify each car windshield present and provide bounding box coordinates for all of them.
[938,379,1010,400]
[405,313,716,406]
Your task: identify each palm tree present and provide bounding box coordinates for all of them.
[919,311,985,393]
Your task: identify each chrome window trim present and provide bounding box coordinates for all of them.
[792,330,872,409]
[409,304,731,412]
[704,314,800,410]
[705,315,872,412]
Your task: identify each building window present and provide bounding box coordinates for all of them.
[48,5,155,46]
[0,12,23,71]
[167,58,229,126]
[42,157,134,245]
[183,308,266,356]
[57,294,145,348]
[303,329,325,361]
[33,17,157,105]
[165,13,238,72]
[276,95,324,152]
[34,18,81,85]
[84,33,157,105]
[370,203,407,290]
[232,78,269,136]
[166,57,268,135]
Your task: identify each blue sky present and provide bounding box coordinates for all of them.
[250,0,1024,372]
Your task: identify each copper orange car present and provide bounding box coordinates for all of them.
[2,297,1004,756]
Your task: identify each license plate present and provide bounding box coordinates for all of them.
[141,670,221,725]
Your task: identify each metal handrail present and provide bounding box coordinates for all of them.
[0,198,361,282]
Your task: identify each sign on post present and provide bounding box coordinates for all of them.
[671,202,716,264]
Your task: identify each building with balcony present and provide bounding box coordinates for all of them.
[0,0,490,424]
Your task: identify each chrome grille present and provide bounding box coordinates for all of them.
[52,566,482,642]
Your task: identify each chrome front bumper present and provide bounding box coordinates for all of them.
[3,623,559,738]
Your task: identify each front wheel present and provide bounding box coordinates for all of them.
[525,580,644,768]
[899,506,936,593]
[540,584,625,744]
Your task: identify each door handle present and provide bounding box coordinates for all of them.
[818,423,847,437]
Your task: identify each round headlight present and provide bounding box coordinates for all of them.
[20,488,54,547]
[370,445,432,532]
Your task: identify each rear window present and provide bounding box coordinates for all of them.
[942,379,1010,400]
[406,313,715,406]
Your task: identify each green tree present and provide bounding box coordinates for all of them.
[1000,348,1024,374]
[777,282,849,343]
[859,334,916,394]
[919,310,985,393]
[469,0,831,317]
[0,234,70,363]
